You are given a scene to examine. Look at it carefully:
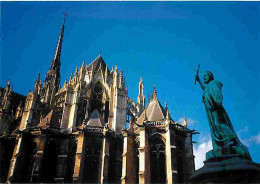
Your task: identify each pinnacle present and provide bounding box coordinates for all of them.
[7,79,11,86]
[182,116,188,127]
[74,67,78,75]
[151,85,158,101]
[120,69,123,77]
[69,73,73,80]
[140,77,143,82]
[35,73,41,82]
[62,11,68,26]
[153,85,157,95]
[82,61,85,67]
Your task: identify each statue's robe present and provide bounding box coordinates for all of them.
[203,80,242,149]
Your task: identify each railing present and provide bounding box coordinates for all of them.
[84,126,103,133]
[147,121,166,127]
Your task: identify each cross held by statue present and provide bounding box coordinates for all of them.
[194,64,201,85]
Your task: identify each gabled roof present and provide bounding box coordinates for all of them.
[37,110,60,128]
[86,109,105,127]
[137,99,167,125]
[87,55,109,73]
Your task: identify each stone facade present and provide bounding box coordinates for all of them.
[0,17,195,183]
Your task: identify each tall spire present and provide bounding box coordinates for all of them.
[50,13,67,71]
[41,14,67,106]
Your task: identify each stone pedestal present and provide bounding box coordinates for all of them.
[190,147,260,183]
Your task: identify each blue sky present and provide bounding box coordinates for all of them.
[1,2,259,169]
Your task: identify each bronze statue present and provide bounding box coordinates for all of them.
[195,69,250,159]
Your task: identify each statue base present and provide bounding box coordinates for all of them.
[190,147,260,183]
[206,146,252,160]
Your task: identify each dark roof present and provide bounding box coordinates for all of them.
[137,99,167,124]
[87,55,109,73]
[86,109,105,127]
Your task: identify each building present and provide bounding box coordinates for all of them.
[0,16,195,183]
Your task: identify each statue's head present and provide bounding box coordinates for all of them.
[203,71,214,84]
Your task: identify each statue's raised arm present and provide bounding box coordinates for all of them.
[194,64,205,90]
[195,74,204,90]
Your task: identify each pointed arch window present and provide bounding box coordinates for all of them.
[90,82,103,113]
[150,134,166,184]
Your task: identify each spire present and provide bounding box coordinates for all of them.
[41,14,67,105]
[50,13,67,71]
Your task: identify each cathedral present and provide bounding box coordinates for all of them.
[0,16,195,183]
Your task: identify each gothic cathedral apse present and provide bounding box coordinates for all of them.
[0,16,195,184]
